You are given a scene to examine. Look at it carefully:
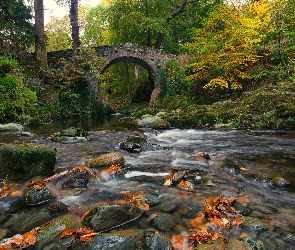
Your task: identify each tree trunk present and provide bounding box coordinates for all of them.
[70,0,79,56]
[34,0,47,69]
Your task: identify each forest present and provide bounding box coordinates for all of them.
[1,0,295,129]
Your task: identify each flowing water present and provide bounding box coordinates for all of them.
[1,116,295,249]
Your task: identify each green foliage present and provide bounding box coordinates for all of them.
[105,0,216,53]
[156,60,188,97]
[0,57,38,123]
[45,16,72,52]
[100,62,151,110]
[54,48,108,118]
[82,4,110,46]
[0,0,34,57]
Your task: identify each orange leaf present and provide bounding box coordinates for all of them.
[171,234,186,250]
[239,232,248,238]
[106,165,121,175]
[212,233,221,241]
[236,194,250,203]
[190,213,205,229]
[124,191,148,210]
[20,228,39,248]
[240,167,248,171]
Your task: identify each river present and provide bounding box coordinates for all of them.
[0,115,295,249]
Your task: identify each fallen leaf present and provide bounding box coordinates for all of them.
[240,167,249,171]
[236,194,250,203]
[190,213,205,229]
[60,227,99,243]
[106,165,122,175]
[0,183,11,198]
[124,191,149,210]
[239,232,248,238]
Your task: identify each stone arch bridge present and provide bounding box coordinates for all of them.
[48,43,176,104]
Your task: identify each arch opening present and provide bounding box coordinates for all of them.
[100,57,155,110]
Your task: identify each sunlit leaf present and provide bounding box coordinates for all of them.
[236,194,250,203]
[106,165,122,175]
[124,191,149,210]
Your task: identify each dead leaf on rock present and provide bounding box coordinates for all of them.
[124,191,149,210]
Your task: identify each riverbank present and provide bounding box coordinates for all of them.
[129,82,295,130]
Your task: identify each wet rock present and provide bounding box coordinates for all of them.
[221,159,243,175]
[82,204,143,232]
[73,229,145,250]
[35,214,81,248]
[137,115,164,128]
[119,141,142,153]
[47,200,70,213]
[20,131,34,137]
[144,232,172,250]
[61,166,93,189]
[51,127,90,143]
[21,179,53,205]
[0,196,22,214]
[0,143,56,179]
[127,133,146,144]
[0,123,23,132]
[239,238,267,250]
[152,213,175,231]
[151,121,171,130]
[242,216,267,233]
[197,238,252,250]
[89,152,125,168]
[4,211,51,236]
[271,176,289,187]
[177,180,195,191]
[159,197,178,213]
[172,170,187,183]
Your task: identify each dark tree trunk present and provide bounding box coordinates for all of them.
[70,0,79,56]
[34,0,47,69]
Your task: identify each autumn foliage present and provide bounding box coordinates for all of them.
[124,190,149,210]
[0,227,40,249]
[185,194,245,248]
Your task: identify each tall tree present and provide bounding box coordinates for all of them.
[0,0,34,57]
[55,0,80,55]
[34,0,47,69]
[70,0,79,55]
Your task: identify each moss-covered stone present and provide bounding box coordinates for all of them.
[0,143,56,179]
[88,152,125,169]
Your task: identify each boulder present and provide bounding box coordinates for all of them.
[73,229,172,250]
[89,152,125,168]
[82,204,143,232]
[0,123,24,132]
[137,116,164,128]
[0,143,56,179]
[51,127,90,143]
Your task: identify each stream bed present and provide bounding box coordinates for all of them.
[0,117,295,249]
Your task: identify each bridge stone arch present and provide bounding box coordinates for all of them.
[94,43,175,103]
[47,43,175,104]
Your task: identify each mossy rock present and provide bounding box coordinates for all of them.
[0,123,24,132]
[0,143,56,179]
[127,133,146,144]
[88,152,125,169]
